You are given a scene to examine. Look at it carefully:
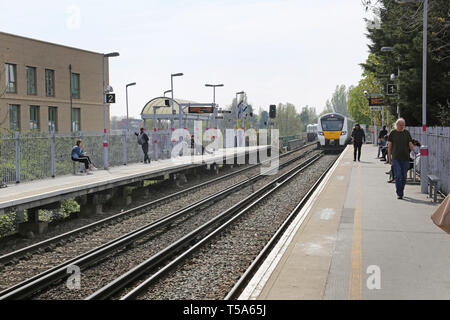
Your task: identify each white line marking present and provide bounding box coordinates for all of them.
[238,146,348,300]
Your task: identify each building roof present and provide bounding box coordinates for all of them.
[0,31,103,56]
[140,97,200,116]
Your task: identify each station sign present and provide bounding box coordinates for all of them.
[368,97,384,106]
[188,106,214,114]
[370,106,383,111]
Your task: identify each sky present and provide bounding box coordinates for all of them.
[0,0,373,118]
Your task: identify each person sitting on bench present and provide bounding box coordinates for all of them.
[71,139,97,174]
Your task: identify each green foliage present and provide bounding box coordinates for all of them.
[362,0,450,126]
[0,212,15,238]
[258,110,269,128]
[330,85,350,116]
[61,198,80,216]
[273,103,304,136]
[299,106,318,130]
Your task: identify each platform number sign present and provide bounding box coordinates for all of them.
[387,84,397,95]
[106,94,116,103]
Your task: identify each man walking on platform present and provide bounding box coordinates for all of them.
[135,127,151,164]
[387,118,416,199]
[351,124,365,162]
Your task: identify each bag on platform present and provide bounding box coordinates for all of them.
[431,194,450,234]
[137,134,145,145]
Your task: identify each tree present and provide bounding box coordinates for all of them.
[299,105,318,129]
[361,0,450,126]
[320,100,334,116]
[330,85,349,116]
[259,110,269,129]
[273,103,303,136]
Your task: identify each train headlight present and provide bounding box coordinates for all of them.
[318,132,324,136]
[341,131,347,136]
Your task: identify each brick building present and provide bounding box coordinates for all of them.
[0,31,112,133]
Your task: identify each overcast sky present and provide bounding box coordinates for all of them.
[0,0,373,118]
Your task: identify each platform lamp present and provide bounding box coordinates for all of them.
[205,83,224,130]
[170,73,183,129]
[381,47,401,119]
[395,0,428,193]
[235,91,245,129]
[126,82,136,133]
[102,51,120,170]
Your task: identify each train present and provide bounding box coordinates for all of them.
[317,113,354,150]
[306,124,318,142]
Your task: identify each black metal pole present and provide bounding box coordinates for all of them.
[69,64,73,132]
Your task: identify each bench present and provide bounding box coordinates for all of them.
[427,174,440,203]
[73,161,85,175]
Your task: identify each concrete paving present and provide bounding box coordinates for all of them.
[241,144,449,300]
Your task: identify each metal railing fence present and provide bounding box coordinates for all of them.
[407,126,450,195]
[0,130,154,185]
[0,130,294,185]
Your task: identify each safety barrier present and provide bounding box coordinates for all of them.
[406,126,450,195]
[0,130,155,185]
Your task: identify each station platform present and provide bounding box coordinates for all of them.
[0,146,268,214]
[240,144,449,300]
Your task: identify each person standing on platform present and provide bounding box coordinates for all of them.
[387,118,416,199]
[351,124,366,162]
[377,125,388,158]
[135,127,151,164]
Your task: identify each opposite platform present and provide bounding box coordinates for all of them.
[241,144,449,300]
[0,146,268,213]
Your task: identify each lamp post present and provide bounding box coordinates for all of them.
[163,89,172,97]
[170,73,183,154]
[235,91,244,129]
[125,82,136,133]
[381,47,401,118]
[205,84,224,130]
[102,52,119,169]
[395,0,428,192]
[171,73,183,127]
[235,91,245,147]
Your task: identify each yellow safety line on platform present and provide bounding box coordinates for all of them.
[349,164,362,299]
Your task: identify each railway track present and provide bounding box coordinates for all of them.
[127,154,338,300]
[0,144,315,266]
[0,144,318,299]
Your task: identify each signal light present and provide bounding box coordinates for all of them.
[269,105,276,118]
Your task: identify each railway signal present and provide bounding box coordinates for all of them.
[269,105,276,118]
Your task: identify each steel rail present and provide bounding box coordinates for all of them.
[224,156,338,300]
[0,142,314,266]
[0,146,316,300]
[103,154,324,300]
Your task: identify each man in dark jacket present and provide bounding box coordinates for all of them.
[351,124,366,162]
[135,127,151,164]
[377,125,388,158]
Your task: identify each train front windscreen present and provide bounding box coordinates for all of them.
[321,117,344,131]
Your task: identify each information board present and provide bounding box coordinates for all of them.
[188,106,214,114]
